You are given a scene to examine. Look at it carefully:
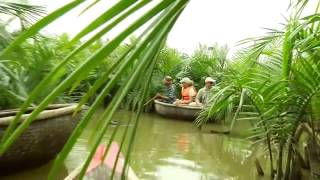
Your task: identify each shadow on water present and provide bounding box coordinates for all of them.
[1,160,68,180]
[2,110,269,180]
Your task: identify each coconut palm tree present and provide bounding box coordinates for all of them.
[177,44,228,88]
[0,1,46,108]
[0,1,46,30]
[0,0,319,179]
[0,1,190,179]
[196,0,320,178]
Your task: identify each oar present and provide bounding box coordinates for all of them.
[143,95,157,106]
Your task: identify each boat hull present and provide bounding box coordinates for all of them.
[0,104,84,174]
[154,100,202,121]
[65,143,138,180]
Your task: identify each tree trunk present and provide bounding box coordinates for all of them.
[303,145,310,169]
[284,143,292,180]
[276,141,285,180]
[255,158,264,176]
[289,153,302,180]
[266,133,275,177]
[296,149,308,169]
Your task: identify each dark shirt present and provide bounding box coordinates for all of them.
[163,85,176,103]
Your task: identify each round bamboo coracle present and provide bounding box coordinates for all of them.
[0,104,85,174]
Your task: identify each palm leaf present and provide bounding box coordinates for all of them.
[0,0,84,57]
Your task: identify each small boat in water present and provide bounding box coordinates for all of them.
[154,100,202,120]
[0,104,84,174]
[65,143,138,180]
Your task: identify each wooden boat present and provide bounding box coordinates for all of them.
[65,142,138,180]
[0,104,84,174]
[154,100,202,120]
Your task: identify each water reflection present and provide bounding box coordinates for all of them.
[2,110,266,180]
[127,112,263,180]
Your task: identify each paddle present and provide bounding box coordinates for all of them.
[143,95,157,106]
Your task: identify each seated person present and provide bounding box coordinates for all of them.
[174,77,197,105]
[195,77,215,106]
[155,76,176,103]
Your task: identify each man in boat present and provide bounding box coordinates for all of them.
[155,76,176,104]
[174,77,197,105]
[194,77,215,106]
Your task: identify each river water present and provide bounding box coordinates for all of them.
[3,111,268,180]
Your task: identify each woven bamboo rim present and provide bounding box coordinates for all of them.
[0,104,82,126]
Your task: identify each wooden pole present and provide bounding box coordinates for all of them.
[143,96,157,106]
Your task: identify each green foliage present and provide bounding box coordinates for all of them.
[197,0,320,178]
[178,44,228,88]
[0,1,190,180]
[156,45,184,77]
[147,45,184,100]
[0,32,118,109]
[0,1,46,29]
[140,43,228,110]
[1,0,318,179]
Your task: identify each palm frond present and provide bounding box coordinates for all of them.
[0,2,46,28]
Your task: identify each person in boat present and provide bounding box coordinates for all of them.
[155,76,176,104]
[195,77,215,106]
[174,77,197,105]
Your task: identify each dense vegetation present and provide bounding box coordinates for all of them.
[196,1,320,179]
[0,12,228,110]
[0,0,319,180]
[0,1,226,178]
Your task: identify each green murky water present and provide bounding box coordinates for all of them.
[2,111,267,180]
